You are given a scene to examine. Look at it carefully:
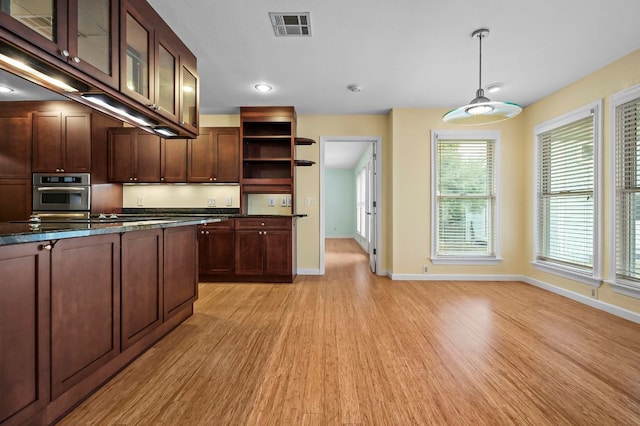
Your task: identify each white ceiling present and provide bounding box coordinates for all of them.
[148,0,640,116]
[324,141,371,170]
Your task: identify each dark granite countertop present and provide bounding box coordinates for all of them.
[0,216,225,246]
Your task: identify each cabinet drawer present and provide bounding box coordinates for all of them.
[200,218,234,230]
[235,217,291,230]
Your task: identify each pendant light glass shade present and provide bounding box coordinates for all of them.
[443,29,522,125]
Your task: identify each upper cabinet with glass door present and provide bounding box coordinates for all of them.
[121,0,198,134]
[0,0,119,88]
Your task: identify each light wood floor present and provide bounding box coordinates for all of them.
[60,238,640,425]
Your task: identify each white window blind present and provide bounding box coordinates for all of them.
[536,112,596,273]
[615,94,640,287]
[434,139,496,257]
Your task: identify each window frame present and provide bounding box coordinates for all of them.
[533,100,603,287]
[609,83,640,299]
[430,130,501,265]
[356,166,366,238]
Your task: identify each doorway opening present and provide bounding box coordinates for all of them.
[320,136,382,275]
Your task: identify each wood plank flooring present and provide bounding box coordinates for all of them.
[60,238,640,425]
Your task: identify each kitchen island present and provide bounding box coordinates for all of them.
[0,216,219,426]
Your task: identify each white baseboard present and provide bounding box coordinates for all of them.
[297,268,322,275]
[524,276,640,324]
[389,273,525,281]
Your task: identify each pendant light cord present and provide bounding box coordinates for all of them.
[478,32,483,90]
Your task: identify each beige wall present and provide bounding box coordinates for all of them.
[521,48,640,313]
[388,109,527,276]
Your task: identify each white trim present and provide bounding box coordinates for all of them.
[430,130,502,262]
[532,99,603,281]
[390,273,523,281]
[297,268,322,275]
[320,136,383,276]
[532,261,602,287]
[606,280,640,299]
[431,257,503,265]
[609,84,640,286]
[525,277,640,325]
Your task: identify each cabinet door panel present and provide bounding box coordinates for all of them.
[135,133,161,182]
[121,2,154,106]
[0,242,50,425]
[162,138,187,182]
[63,112,91,172]
[164,226,197,319]
[0,112,31,179]
[263,230,292,276]
[187,132,213,182]
[0,179,31,222]
[33,112,62,172]
[121,229,163,349]
[200,228,234,275]
[235,230,263,275]
[214,128,240,182]
[51,234,120,399]
[108,131,135,182]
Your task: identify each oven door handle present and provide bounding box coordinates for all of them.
[36,187,87,192]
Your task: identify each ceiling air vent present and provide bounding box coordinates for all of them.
[269,13,311,37]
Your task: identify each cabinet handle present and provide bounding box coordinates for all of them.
[209,177,213,181]
[60,49,70,58]
[72,56,81,63]
[264,231,267,235]
[129,177,134,181]
[261,222,265,226]
[41,244,52,251]
[161,177,165,181]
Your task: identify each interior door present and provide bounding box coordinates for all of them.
[366,147,376,273]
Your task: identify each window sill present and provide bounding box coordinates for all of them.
[431,256,502,265]
[532,261,602,287]
[606,280,640,299]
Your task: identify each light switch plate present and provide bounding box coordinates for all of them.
[226,196,232,206]
[208,197,216,207]
[268,197,275,207]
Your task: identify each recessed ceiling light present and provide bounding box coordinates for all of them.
[347,83,363,93]
[486,83,503,93]
[254,83,272,92]
[0,85,14,93]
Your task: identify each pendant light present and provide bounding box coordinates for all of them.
[442,28,522,125]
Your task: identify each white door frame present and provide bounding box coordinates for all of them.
[320,135,382,275]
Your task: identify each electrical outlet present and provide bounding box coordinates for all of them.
[423,266,429,274]
[304,197,316,207]
[226,196,232,206]
[136,197,144,206]
[207,197,216,207]
[591,288,598,298]
[268,197,275,207]
[287,197,292,207]
[281,197,287,207]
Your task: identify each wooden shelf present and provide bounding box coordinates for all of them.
[295,137,316,145]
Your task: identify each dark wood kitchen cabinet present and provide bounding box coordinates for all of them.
[163,225,198,320]
[240,107,295,208]
[188,127,240,183]
[121,229,163,350]
[0,0,119,88]
[50,233,120,400]
[108,127,161,182]
[0,241,50,426]
[199,219,235,278]
[234,217,296,282]
[161,138,188,182]
[0,111,32,179]
[121,0,199,133]
[33,111,92,172]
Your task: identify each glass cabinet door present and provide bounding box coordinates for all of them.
[71,0,118,87]
[157,41,178,120]
[181,64,198,131]
[0,0,61,53]
[123,9,152,105]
